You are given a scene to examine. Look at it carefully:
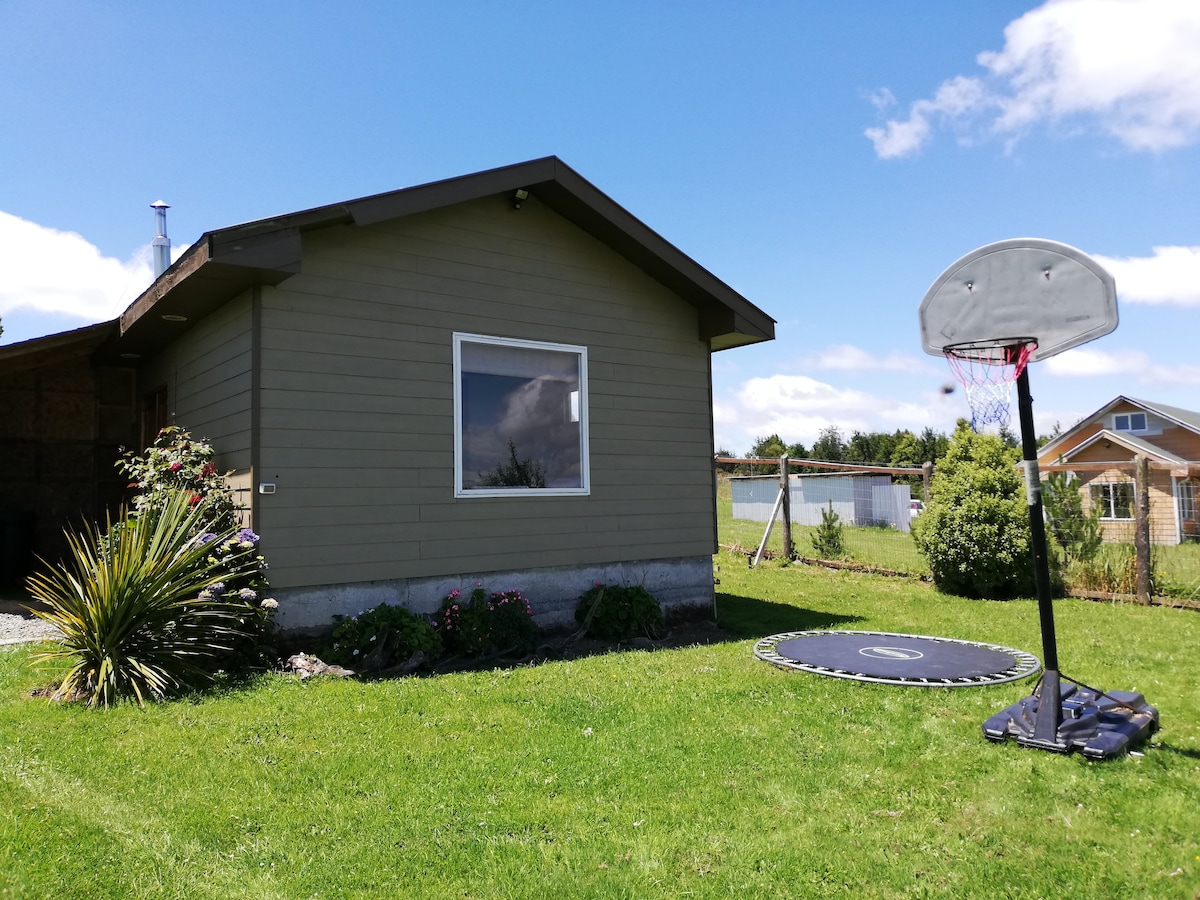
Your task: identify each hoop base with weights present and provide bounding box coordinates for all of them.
[984,362,1158,759]
[920,240,1158,759]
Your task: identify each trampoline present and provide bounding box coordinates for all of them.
[754,630,1040,687]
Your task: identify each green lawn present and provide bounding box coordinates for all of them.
[717,496,930,576]
[4,557,1199,898]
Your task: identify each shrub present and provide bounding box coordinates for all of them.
[28,491,268,707]
[434,585,540,657]
[912,422,1039,599]
[1042,470,1103,567]
[574,583,663,641]
[1066,543,1151,595]
[328,604,442,670]
[810,501,846,559]
[119,426,274,652]
[118,425,240,533]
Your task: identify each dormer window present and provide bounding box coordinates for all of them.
[1113,412,1147,432]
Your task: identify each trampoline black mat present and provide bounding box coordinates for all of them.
[754,630,1040,687]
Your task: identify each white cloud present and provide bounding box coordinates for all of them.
[867,0,1200,157]
[805,343,935,373]
[713,373,965,453]
[0,211,178,323]
[1045,346,1200,383]
[1092,245,1200,305]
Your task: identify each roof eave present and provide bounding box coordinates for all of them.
[106,157,775,356]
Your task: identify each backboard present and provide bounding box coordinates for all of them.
[919,238,1118,362]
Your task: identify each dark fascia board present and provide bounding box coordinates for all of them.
[108,157,773,359]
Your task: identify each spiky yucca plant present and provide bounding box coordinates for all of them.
[27,491,264,707]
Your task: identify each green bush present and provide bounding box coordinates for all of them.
[27,491,268,707]
[1066,543,1152,595]
[810,501,846,559]
[912,423,1039,599]
[1042,470,1103,567]
[118,426,240,533]
[574,583,664,641]
[434,585,540,657]
[328,604,442,670]
[118,426,275,652]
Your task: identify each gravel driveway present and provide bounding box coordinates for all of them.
[0,599,61,646]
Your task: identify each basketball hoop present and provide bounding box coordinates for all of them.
[943,340,1036,431]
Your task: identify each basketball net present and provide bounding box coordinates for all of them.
[944,341,1036,432]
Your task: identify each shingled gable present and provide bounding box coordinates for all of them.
[1039,395,1200,472]
[1035,395,1200,546]
[104,156,773,362]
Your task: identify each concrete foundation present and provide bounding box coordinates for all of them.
[271,555,716,634]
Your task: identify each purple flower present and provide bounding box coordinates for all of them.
[199,533,219,544]
[236,528,259,545]
[238,588,257,601]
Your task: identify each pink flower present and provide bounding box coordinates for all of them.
[169,461,183,472]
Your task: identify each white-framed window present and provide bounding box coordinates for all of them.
[453,333,589,497]
[1113,412,1147,432]
[1179,481,1197,521]
[1091,481,1134,519]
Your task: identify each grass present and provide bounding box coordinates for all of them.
[718,495,929,575]
[4,557,1200,898]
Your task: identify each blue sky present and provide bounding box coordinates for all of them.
[3,0,1198,456]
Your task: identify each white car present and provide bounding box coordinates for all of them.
[910,499,925,519]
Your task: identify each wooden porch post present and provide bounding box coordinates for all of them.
[779,455,794,560]
[1135,455,1152,605]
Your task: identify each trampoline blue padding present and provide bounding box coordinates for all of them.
[754,630,1040,687]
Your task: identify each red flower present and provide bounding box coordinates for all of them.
[189,494,202,505]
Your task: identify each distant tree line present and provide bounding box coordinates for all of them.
[717,425,954,472]
[716,422,1034,474]
[715,422,1039,502]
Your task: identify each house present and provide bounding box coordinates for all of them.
[0,157,775,629]
[1037,396,1200,545]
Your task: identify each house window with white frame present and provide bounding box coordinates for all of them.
[1179,481,1197,521]
[1113,412,1147,432]
[1091,481,1134,519]
[453,333,589,497]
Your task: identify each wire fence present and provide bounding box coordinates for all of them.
[717,458,1200,604]
[717,461,929,577]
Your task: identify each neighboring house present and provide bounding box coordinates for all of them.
[0,157,775,629]
[1037,396,1200,545]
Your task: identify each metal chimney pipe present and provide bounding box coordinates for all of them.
[151,200,171,276]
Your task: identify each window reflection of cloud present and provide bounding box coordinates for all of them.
[464,375,581,488]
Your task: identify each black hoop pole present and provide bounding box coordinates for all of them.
[1015,365,1063,745]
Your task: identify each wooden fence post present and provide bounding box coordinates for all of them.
[922,461,933,501]
[779,455,794,560]
[1135,455,1152,605]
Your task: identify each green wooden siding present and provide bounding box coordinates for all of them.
[255,195,717,589]
[137,292,253,470]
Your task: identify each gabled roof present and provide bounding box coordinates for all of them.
[1126,397,1200,433]
[1038,394,1200,461]
[25,156,769,365]
[0,320,118,376]
[1056,428,1187,465]
[1,158,775,368]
